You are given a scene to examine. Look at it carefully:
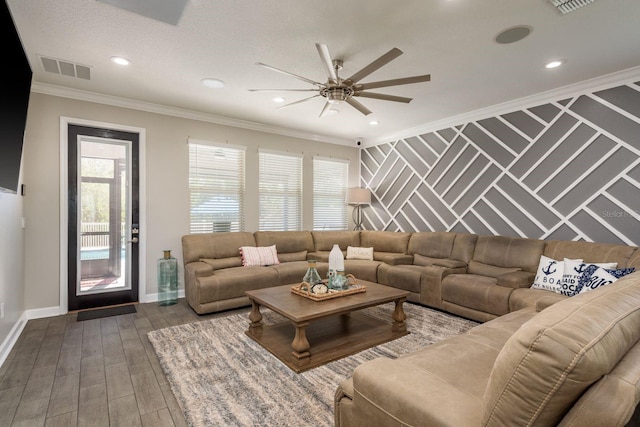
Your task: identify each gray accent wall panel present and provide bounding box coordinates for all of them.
[405,136,438,165]
[436,128,457,143]
[512,113,578,179]
[570,95,640,150]
[529,103,561,123]
[463,123,515,167]
[477,117,529,153]
[360,82,640,245]
[502,111,545,139]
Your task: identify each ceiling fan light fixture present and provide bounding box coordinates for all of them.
[322,87,353,104]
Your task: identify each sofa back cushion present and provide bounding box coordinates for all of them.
[254,231,314,254]
[544,240,637,268]
[181,232,256,264]
[467,260,520,278]
[472,235,544,273]
[311,231,360,251]
[407,232,456,259]
[451,233,478,263]
[481,271,640,426]
[360,230,411,254]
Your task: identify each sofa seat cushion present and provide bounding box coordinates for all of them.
[200,257,242,271]
[277,250,307,263]
[481,271,640,426]
[509,288,567,312]
[269,261,315,285]
[442,274,512,316]
[197,266,280,302]
[343,259,381,283]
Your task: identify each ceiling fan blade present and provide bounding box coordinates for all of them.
[276,94,320,109]
[346,47,403,84]
[346,98,372,116]
[316,43,338,84]
[319,101,332,118]
[249,89,318,92]
[256,62,323,87]
[355,92,413,103]
[357,74,431,90]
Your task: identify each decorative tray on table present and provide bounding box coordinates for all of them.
[291,274,366,301]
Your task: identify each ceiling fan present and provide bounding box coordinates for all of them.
[250,43,431,117]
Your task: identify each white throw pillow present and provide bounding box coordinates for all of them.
[239,245,280,266]
[531,256,580,293]
[346,246,374,261]
[561,259,617,296]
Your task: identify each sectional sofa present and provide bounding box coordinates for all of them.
[181,230,640,426]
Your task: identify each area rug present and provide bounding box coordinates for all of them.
[148,303,478,426]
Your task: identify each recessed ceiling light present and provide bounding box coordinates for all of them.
[110,56,130,66]
[272,97,285,103]
[201,78,225,88]
[369,120,380,126]
[545,60,565,69]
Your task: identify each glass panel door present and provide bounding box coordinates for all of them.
[67,123,139,311]
[78,139,130,295]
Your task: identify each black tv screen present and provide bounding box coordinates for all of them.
[0,1,32,194]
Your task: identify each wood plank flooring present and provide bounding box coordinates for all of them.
[0,299,249,426]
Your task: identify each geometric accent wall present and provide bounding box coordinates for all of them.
[360,82,640,246]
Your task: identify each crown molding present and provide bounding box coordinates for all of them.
[30,82,353,146]
[365,65,640,147]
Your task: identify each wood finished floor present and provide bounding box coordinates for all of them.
[0,299,249,426]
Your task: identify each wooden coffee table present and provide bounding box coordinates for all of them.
[245,281,409,373]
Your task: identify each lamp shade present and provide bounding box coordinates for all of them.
[346,187,371,205]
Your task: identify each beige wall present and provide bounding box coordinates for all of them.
[23,93,360,311]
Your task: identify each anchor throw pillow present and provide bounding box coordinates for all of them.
[561,259,617,296]
[531,256,581,294]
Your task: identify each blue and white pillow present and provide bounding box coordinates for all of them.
[574,265,636,295]
[532,256,584,293]
[561,259,617,296]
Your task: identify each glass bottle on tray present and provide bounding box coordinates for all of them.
[303,260,322,286]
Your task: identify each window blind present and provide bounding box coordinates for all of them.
[188,141,245,233]
[313,156,349,230]
[259,150,302,231]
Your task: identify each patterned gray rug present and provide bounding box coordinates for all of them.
[147,303,478,426]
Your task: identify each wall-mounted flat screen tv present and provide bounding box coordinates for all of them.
[0,1,32,194]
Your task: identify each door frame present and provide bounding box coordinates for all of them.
[60,117,147,314]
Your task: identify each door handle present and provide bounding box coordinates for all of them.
[128,237,139,244]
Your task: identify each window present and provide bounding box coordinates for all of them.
[259,149,302,231]
[313,156,349,230]
[188,140,245,233]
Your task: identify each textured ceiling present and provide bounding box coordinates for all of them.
[7,0,640,146]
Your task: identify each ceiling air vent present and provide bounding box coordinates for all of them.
[39,56,91,80]
[549,0,596,14]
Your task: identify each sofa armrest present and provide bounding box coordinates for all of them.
[496,271,535,289]
[536,294,566,312]
[381,254,413,265]
[432,259,468,269]
[345,357,482,426]
[185,261,214,278]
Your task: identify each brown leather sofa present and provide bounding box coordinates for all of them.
[335,239,640,427]
[182,229,640,425]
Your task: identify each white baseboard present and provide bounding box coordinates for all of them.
[0,290,187,367]
[0,312,28,368]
